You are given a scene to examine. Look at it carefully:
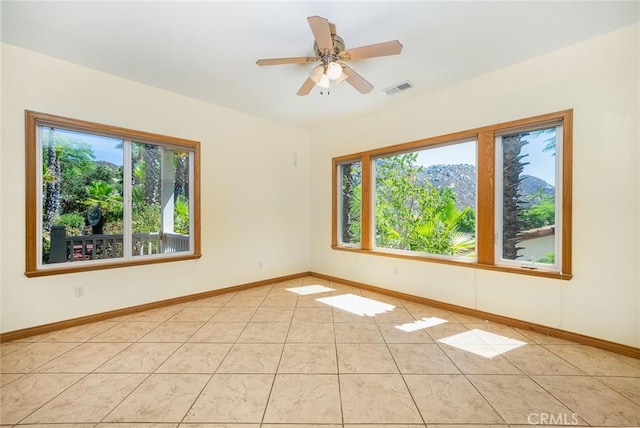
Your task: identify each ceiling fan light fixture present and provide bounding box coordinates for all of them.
[316,73,330,88]
[326,61,343,80]
[309,64,324,83]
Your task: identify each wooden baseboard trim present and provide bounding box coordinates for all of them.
[0,272,310,343]
[311,272,640,359]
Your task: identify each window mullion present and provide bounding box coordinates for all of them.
[477,131,495,265]
[123,140,133,259]
[361,154,372,250]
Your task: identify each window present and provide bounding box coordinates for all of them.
[373,140,476,258]
[332,110,572,279]
[337,160,362,247]
[496,124,562,269]
[25,111,201,277]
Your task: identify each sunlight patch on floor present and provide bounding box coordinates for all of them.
[438,328,527,358]
[286,285,335,295]
[395,316,448,332]
[316,293,395,317]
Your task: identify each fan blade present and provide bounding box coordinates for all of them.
[297,77,315,96]
[256,57,316,66]
[339,40,403,61]
[342,65,374,94]
[307,16,334,54]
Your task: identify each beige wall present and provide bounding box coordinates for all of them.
[310,25,640,347]
[2,24,639,348]
[0,44,311,333]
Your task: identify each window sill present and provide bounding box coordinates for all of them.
[25,253,202,278]
[331,246,572,280]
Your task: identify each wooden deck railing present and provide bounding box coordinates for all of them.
[49,226,189,263]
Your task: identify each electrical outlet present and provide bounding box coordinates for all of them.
[258,260,263,268]
[75,286,85,297]
[393,266,399,276]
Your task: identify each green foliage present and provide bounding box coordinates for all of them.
[174,195,190,234]
[55,213,85,236]
[371,153,475,256]
[537,252,556,264]
[132,202,161,233]
[519,190,555,230]
[84,181,123,223]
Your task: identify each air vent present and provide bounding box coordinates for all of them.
[383,81,414,95]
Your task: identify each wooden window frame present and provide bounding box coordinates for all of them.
[331,109,573,280]
[25,110,202,277]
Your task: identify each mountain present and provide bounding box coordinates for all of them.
[420,164,555,210]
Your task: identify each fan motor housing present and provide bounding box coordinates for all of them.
[314,34,345,58]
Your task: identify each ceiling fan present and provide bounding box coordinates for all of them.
[256,16,403,96]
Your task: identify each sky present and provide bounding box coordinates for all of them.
[416,131,556,185]
[46,127,124,166]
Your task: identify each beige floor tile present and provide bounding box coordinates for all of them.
[359,291,403,306]
[333,308,376,323]
[250,307,294,322]
[236,287,271,297]
[264,425,340,428]
[0,373,84,424]
[184,374,274,422]
[464,323,531,343]
[236,322,289,343]
[209,307,256,322]
[1,341,29,356]
[178,424,255,428]
[337,344,398,373]
[188,322,247,342]
[501,344,584,375]
[515,328,575,344]
[293,307,333,322]
[404,374,503,424]
[450,313,489,324]
[596,376,640,404]
[377,324,433,343]
[278,343,337,374]
[23,373,146,423]
[467,374,581,424]
[340,374,422,423]
[287,321,335,343]
[88,321,160,342]
[18,424,97,428]
[100,424,178,428]
[217,343,283,373]
[401,303,460,322]
[335,323,384,343]
[261,295,299,307]
[0,372,23,387]
[534,375,640,426]
[95,342,181,372]
[170,306,220,322]
[139,321,203,342]
[388,344,459,374]
[105,374,210,422]
[296,296,331,308]
[0,342,79,373]
[373,308,416,324]
[127,304,189,322]
[156,343,232,373]
[263,374,342,423]
[35,342,129,373]
[224,295,264,307]
[438,344,521,374]
[544,344,640,376]
[40,321,119,342]
[424,322,470,341]
[190,293,236,306]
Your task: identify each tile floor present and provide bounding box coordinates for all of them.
[1,276,639,427]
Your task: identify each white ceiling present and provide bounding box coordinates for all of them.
[2,1,639,131]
